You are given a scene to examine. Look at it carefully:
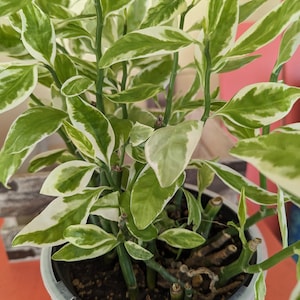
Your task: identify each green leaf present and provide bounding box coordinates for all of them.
[0,107,67,186]
[63,120,95,159]
[145,120,203,187]
[254,271,266,300]
[228,0,300,57]
[203,160,279,205]
[0,63,38,113]
[208,0,239,69]
[109,116,133,150]
[132,56,173,87]
[196,162,215,194]
[277,189,288,248]
[158,228,205,249]
[141,0,186,28]
[0,24,26,56]
[130,122,154,147]
[91,191,120,222]
[230,132,300,199]
[52,239,119,261]
[124,241,153,261]
[20,2,56,65]
[64,224,117,249]
[239,0,268,23]
[54,53,78,84]
[274,19,300,71]
[120,191,158,241]
[40,160,97,197]
[183,189,202,231]
[131,166,184,230]
[12,188,106,247]
[0,0,30,16]
[215,83,300,128]
[28,149,70,173]
[67,97,115,165]
[218,55,260,73]
[127,0,148,32]
[99,26,194,68]
[237,188,247,245]
[100,0,134,16]
[61,75,94,97]
[104,83,163,104]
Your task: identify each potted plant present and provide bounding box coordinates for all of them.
[1,0,300,299]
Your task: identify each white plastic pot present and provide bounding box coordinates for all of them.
[40,187,267,300]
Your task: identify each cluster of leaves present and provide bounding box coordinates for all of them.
[1,0,300,298]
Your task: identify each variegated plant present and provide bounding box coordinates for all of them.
[1,0,300,299]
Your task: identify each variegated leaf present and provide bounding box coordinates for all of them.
[12,188,106,247]
[228,0,300,57]
[28,148,71,173]
[254,271,266,300]
[40,160,98,197]
[52,239,120,261]
[158,228,205,249]
[277,189,288,248]
[208,0,239,69]
[183,189,202,231]
[99,26,194,68]
[202,160,279,205]
[130,122,154,147]
[67,97,115,165]
[100,0,135,16]
[0,107,67,186]
[0,24,26,56]
[215,83,300,128]
[131,166,185,230]
[124,241,153,260]
[20,2,56,65]
[104,84,163,104]
[131,56,173,87]
[61,75,94,97]
[0,0,30,16]
[63,120,95,159]
[239,0,268,23]
[91,191,120,222]
[230,132,300,199]
[127,0,149,32]
[145,120,203,187]
[120,191,158,241]
[274,19,300,71]
[0,63,38,113]
[141,0,186,28]
[64,224,117,249]
[54,53,78,84]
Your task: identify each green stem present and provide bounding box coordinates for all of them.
[121,62,128,118]
[163,13,186,126]
[199,196,223,238]
[145,258,181,286]
[201,41,212,123]
[110,222,138,300]
[117,244,138,300]
[44,64,62,88]
[94,0,105,113]
[246,240,300,274]
[146,241,157,290]
[244,206,277,229]
[30,93,44,106]
[218,239,260,286]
